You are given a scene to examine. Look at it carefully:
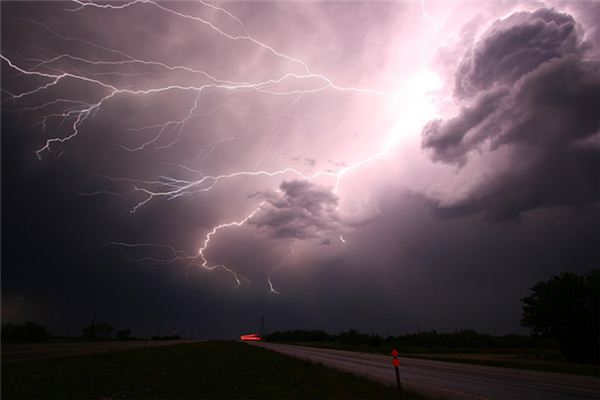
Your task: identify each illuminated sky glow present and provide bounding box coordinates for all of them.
[2,1,598,337]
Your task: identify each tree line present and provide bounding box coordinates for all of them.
[266,329,553,350]
[1,322,182,342]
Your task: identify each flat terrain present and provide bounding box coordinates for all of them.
[2,341,424,399]
[1,340,196,363]
[257,342,600,400]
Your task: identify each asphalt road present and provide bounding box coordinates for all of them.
[2,340,198,363]
[255,343,600,400]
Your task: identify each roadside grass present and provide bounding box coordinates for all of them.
[2,341,427,399]
[283,342,600,377]
[399,354,600,377]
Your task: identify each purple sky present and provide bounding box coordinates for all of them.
[2,1,599,338]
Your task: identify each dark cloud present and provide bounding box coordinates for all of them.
[420,88,507,165]
[304,158,317,167]
[422,8,600,220]
[454,8,582,98]
[248,180,340,239]
[570,1,600,57]
[291,157,316,167]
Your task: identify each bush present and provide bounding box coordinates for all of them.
[117,329,132,340]
[82,322,113,340]
[2,322,50,342]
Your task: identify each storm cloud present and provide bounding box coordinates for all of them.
[422,8,600,220]
[2,1,598,339]
[249,180,340,240]
[454,8,583,98]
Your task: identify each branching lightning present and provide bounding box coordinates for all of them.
[2,0,435,292]
[421,0,441,31]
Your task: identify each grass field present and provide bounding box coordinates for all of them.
[284,342,600,377]
[399,353,600,377]
[2,341,426,399]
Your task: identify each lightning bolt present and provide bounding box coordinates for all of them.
[2,0,431,290]
[267,275,280,295]
[421,0,441,31]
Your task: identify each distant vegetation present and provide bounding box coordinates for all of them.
[116,329,132,340]
[1,321,140,342]
[1,322,50,343]
[82,322,113,340]
[151,334,182,340]
[266,329,555,351]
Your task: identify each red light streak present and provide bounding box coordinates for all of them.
[240,333,262,341]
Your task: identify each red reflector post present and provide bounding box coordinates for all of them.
[391,348,401,398]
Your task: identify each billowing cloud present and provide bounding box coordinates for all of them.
[248,180,340,239]
[422,8,600,220]
[454,8,582,98]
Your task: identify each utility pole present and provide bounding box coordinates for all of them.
[259,316,266,337]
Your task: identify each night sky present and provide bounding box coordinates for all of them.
[2,1,599,339]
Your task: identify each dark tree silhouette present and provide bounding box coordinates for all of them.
[1,322,50,342]
[521,269,600,363]
[82,322,113,340]
[116,329,132,340]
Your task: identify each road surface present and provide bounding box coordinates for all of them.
[2,340,198,363]
[255,343,600,400]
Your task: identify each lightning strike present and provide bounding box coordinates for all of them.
[421,0,441,31]
[2,0,437,290]
[267,275,280,295]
